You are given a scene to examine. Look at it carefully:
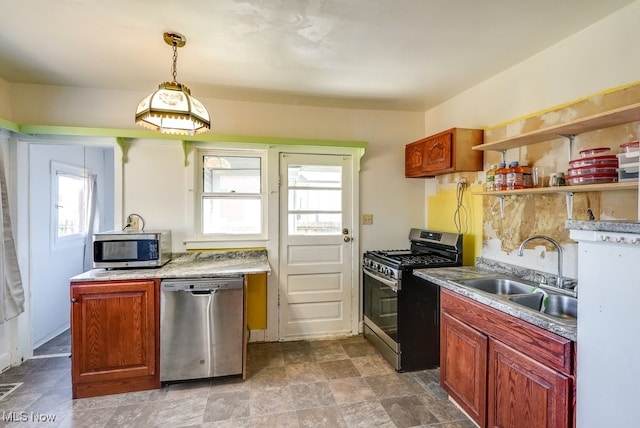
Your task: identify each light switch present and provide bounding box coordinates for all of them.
[362,214,373,225]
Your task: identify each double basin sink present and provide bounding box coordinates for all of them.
[455,277,577,324]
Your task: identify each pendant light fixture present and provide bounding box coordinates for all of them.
[135,32,210,136]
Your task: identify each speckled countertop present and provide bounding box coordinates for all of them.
[566,220,640,234]
[70,250,271,282]
[413,263,577,341]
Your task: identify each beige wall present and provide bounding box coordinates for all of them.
[7,86,428,252]
[0,79,12,119]
[424,1,640,134]
[423,0,640,278]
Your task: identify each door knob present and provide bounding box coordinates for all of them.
[71,298,78,303]
[344,236,352,242]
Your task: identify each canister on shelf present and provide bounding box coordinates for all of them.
[549,172,566,187]
[486,164,498,191]
[494,162,507,191]
[506,161,524,190]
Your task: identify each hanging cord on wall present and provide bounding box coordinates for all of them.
[453,181,469,234]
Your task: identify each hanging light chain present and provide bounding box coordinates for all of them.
[171,43,178,83]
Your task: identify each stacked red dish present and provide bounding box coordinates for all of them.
[617,141,639,182]
[567,147,618,185]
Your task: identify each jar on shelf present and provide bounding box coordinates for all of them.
[494,162,507,191]
[486,164,498,191]
[506,161,524,190]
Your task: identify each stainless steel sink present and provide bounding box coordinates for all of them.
[543,294,577,320]
[458,278,535,295]
[508,293,544,310]
[457,277,577,324]
[509,292,577,322]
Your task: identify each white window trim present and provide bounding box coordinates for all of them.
[50,160,91,251]
[193,148,268,243]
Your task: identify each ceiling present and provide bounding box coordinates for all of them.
[0,0,635,111]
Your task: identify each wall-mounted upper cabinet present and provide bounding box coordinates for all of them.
[405,128,484,178]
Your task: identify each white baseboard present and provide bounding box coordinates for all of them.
[0,352,11,373]
[248,329,266,343]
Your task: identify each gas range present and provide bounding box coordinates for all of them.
[362,228,463,371]
[363,229,463,283]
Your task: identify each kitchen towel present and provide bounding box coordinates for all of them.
[0,147,24,322]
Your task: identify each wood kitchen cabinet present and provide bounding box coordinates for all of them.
[405,127,483,177]
[441,312,487,425]
[70,279,160,399]
[488,339,570,428]
[440,289,574,428]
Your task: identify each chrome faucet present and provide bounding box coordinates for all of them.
[517,235,565,289]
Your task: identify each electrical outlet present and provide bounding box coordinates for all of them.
[459,177,467,187]
[362,214,373,225]
[127,215,140,231]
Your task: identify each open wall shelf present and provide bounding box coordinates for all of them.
[474,102,640,152]
[473,181,638,196]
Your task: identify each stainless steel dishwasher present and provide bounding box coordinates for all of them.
[160,276,244,382]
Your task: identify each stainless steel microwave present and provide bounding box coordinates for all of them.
[92,230,172,269]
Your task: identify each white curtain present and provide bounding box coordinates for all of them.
[0,147,24,322]
[83,174,99,271]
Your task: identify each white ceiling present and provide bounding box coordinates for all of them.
[0,0,635,111]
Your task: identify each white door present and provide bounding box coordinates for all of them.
[279,153,355,340]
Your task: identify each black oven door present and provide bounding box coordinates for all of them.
[363,267,399,366]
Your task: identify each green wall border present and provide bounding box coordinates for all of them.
[7,122,368,149]
[2,120,368,168]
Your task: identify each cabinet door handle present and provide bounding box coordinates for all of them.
[71,298,78,303]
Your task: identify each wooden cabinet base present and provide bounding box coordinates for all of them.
[440,289,575,428]
[71,279,160,399]
[72,376,160,399]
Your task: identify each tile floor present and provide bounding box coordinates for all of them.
[0,333,474,427]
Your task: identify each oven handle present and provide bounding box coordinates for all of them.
[363,267,401,292]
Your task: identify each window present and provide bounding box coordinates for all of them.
[51,161,91,248]
[197,150,266,238]
[287,164,343,235]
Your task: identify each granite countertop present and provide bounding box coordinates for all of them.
[566,220,640,234]
[70,250,271,282]
[413,265,577,341]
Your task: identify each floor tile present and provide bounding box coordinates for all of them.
[203,390,250,422]
[289,381,335,410]
[339,400,395,428]
[285,362,326,384]
[312,344,349,362]
[297,405,348,428]
[350,354,396,377]
[249,411,300,428]
[319,359,360,380]
[0,331,474,428]
[342,341,378,358]
[329,377,376,404]
[249,386,295,417]
[380,394,439,427]
[246,365,289,388]
[365,373,424,399]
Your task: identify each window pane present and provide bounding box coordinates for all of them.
[202,197,262,234]
[203,156,261,193]
[288,189,342,211]
[288,213,341,235]
[287,165,342,188]
[57,174,87,237]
